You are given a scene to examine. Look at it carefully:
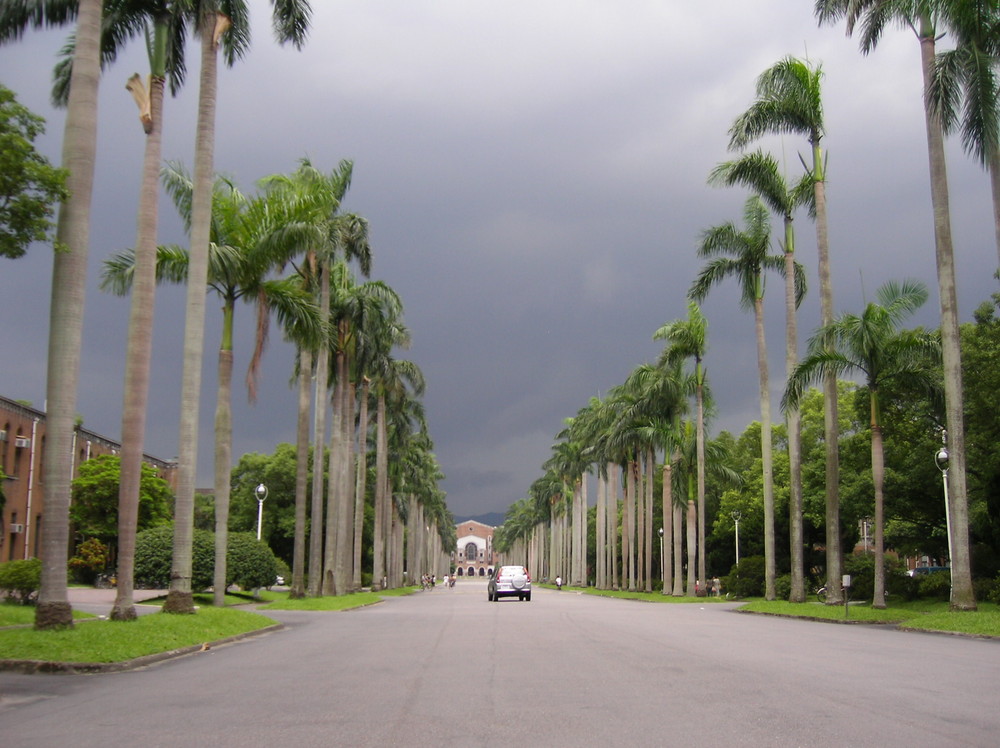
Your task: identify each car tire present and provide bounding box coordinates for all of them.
[526,593,531,601]
[512,575,527,591]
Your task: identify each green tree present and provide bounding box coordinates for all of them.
[70,454,173,547]
[1,0,105,629]
[655,302,710,591]
[784,280,940,608]
[167,0,312,616]
[729,55,842,605]
[816,0,977,613]
[709,150,813,601]
[691,196,803,600]
[0,83,68,259]
[927,0,1000,263]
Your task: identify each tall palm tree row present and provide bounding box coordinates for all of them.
[167,0,313,615]
[815,0,977,611]
[0,0,105,630]
[708,152,813,601]
[784,280,940,608]
[728,55,841,605]
[690,195,805,600]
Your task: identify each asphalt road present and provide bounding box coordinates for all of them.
[1,580,998,747]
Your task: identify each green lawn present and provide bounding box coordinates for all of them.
[740,598,1000,636]
[0,605,277,664]
[0,603,95,627]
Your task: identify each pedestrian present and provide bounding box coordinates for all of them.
[712,576,721,597]
[556,575,563,590]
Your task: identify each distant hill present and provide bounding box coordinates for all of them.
[453,511,505,528]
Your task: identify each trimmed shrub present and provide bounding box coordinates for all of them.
[0,558,42,604]
[724,555,765,598]
[69,538,110,584]
[918,570,952,601]
[134,524,215,590]
[775,573,792,601]
[226,532,279,591]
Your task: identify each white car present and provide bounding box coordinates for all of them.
[488,565,531,602]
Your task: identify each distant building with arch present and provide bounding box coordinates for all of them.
[453,520,495,577]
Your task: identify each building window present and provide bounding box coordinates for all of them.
[465,542,478,562]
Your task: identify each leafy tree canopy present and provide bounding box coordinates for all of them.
[0,83,68,259]
[70,454,173,544]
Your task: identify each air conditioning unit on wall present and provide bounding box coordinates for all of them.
[0,429,7,441]
[10,523,24,533]
[14,437,30,449]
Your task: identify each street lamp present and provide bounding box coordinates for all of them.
[934,432,953,601]
[732,510,741,567]
[658,527,665,595]
[255,483,268,541]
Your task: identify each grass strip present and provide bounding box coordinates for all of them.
[0,603,95,628]
[256,591,384,611]
[581,587,728,604]
[0,606,276,663]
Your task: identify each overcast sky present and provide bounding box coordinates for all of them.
[2,2,997,520]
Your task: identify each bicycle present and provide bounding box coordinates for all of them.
[814,585,827,603]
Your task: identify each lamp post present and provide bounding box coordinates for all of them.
[658,527,665,595]
[732,510,741,567]
[255,483,268,541]
[934,431,953,601]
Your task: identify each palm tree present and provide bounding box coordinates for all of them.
[928,0,1000,264]
[784,280,940,608]
[815,0,976,611]
[655,302,709,591]
[1,0,104,629]
[166,0,312,615]
[105,165,321,606]
[52,1,191,622]
[690,196,804,600]
[709,151,814,601]
[729,55,842,604]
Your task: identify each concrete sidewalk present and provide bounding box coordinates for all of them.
[67,588,167,617]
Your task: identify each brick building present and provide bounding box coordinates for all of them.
[453,520,496,577]
[0,395,177,562]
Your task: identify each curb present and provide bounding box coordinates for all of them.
[0,622,284,675]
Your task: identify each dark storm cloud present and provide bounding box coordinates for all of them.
[2,2,997,519]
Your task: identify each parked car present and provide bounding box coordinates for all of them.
[908,566,949,577]
[488,565,531,602]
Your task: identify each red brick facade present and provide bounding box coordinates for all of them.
[0,395,177,562]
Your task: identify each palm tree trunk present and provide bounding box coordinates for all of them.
[596,471,605,588]
[212,304,234,607]
[36,0,103,630]
[334,352,353,593]
[308,264,329,597]
[812,135,843,607]
[919,20,975,610]
[323,372,342,595]
[635,460,644,589]
[783,218,805,603]
[372,392,387,589]
[644,450,653,593]
[871,399,886,609]
[608,464,619,589]
[112,70,165,622]
[164,10,224,616]
[291,347,311,598]
[754,295,776,601]
[696,381,707,589]
[352,378,369,591]
[685,499,696,597]
[661,462,672,595]
[672,501,684,596]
